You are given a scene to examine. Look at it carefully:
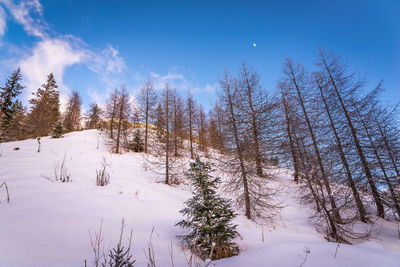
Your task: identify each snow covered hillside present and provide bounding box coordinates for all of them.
[0,130,399,266]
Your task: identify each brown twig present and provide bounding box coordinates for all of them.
[0,181,10,203]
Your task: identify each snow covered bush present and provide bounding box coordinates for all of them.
[176,157,239,260]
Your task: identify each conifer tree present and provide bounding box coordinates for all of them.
[28,73,60,137]
[177,158,239,260]
[0,68,24,141]
[51,121,63,138]
[105,244,135,267]
[103,218,136,267]
[132,129,144,152]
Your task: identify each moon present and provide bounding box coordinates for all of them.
[253,42,256,47]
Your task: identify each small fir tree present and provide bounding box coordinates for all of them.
[103,218,135,267]
[176,157,239,260]
[105,244,135,267]
[132,129,144,152]
[51,121,63,138]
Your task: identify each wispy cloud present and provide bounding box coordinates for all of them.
[85,44,126,89]
[145,68,218,95]
[150,70,186,90]
[1,0,127,108]
[0,6,6,37]
[196,83,218,94]
[1,0,214,109]
[86,87,107,108]
[0,0,45,38]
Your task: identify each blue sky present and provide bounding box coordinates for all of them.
[0,0,399,112]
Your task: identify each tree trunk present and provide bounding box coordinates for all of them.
[316,80,367,222]
[281,88,299,183]
[115,98,124,154]
[244,76,263,177]
[288,63,341,223]
[144,94,149,153]
[320,54,385,218]
[292,129,321,211]
[165,88,170,185]
[376,120,400,178]
[226,84,251,219]
[357,110,400,218]
[188,97,194,159]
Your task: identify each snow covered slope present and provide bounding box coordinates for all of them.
[0,130,399,266]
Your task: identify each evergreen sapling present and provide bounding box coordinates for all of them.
[176,157,239,260]
[132,129,144,152]
[105,244,135,267]
[51,121,64,138]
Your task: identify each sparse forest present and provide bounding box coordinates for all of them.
[1,49,399,266]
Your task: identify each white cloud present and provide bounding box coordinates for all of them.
[0,6,6,37]
[19,38,83,110]
[189,82,218,95]
[19,37,127,111]
[0,0,45,38]
[149,69,187,90]
[146,69,217,95]
[85,44,126,89]
[1,0,214,110]
[86,88,107,109]
[0,0,127,109]
[202,83,218,93]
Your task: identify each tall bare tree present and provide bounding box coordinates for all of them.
[86,103,103,129]
[284,58,341,223]
[186,91,196,159]
[114,86,131,154]
[197,104,208,153]
[63,91,82,132]
[106,88,119,140]
[171,88,185,156]
[145,83,185,185]
[208,101,226,153]
[237,63,266,177]
[218,70,251,219]
[318,50,384,218]
[279,81,299,183]
[313,72,367,222]
[136,79,158,153]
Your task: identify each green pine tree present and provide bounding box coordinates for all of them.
[0,68,24,141]
[104,244,135,267]
[176,157,239,260]
[51,121,63,138]
[132,129,144,152]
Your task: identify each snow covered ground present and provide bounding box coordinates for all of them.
[0,130,399,266]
